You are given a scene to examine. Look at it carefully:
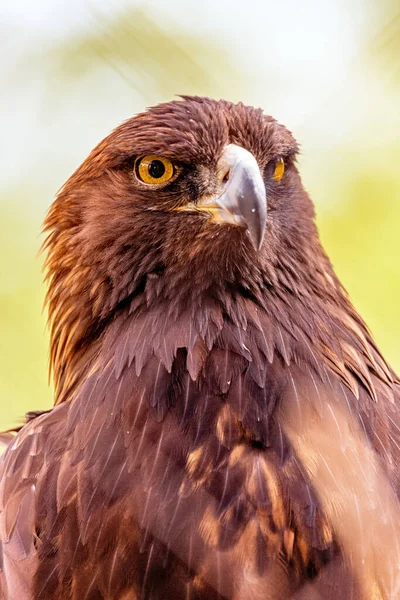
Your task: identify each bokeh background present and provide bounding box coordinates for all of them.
[1,0,399,430]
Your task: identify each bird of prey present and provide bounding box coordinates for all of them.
[0,96,399,600]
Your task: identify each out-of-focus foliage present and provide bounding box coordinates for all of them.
[44,9,248,102]
[369,9,400,90]
[318,149,400,367]
[0,199,48,429]
[0,2,399,430]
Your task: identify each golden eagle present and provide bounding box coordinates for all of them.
[1,97,399,599]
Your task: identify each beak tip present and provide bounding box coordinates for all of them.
[245,196,267,251]
[247,226,265,251]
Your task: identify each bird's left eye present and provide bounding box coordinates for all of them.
[264,157,285,183]
[272,158,285,182]
[135,155,175,185]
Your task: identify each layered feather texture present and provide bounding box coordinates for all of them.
[0,97,399,599]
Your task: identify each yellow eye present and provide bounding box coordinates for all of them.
[135,155,174,185]
[272,157,285,182]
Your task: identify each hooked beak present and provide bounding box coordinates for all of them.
[179,144,267,250]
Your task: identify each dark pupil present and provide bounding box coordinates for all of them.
[148,160,166,179]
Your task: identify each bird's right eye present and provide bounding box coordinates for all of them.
[135,155,175,185]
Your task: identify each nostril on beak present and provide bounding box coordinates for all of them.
[221,168,231,184]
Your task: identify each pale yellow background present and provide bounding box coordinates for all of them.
[1,0,399,429]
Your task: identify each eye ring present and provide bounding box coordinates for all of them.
[135,155,175,185]
[272,157,285,182]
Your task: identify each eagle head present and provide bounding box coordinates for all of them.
[44,97,331,402]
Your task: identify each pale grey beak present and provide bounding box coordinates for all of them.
[215,144,267,250]
[175,144,267,250]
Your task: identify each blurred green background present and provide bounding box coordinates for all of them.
[0,0,399,430]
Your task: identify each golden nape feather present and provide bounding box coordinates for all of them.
[0,97,399,600]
